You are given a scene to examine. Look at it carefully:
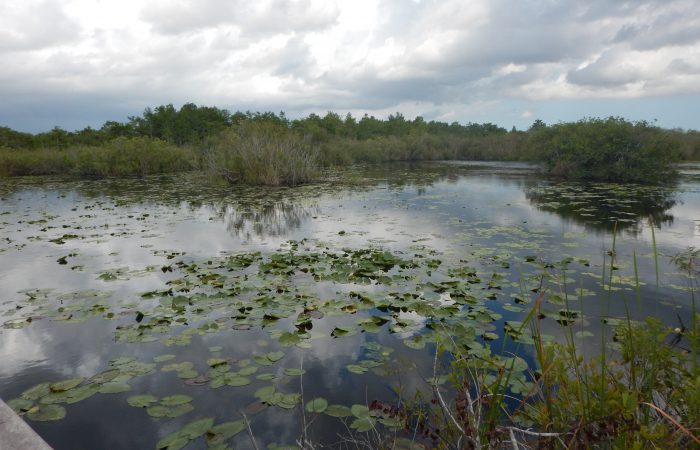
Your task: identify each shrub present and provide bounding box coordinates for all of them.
[530,117,681,183]
[209,121,318,186]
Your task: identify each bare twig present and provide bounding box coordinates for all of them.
[300,356,309,447]
[509,427,520,450]
[642,402,700,445]
[241,411,260,450]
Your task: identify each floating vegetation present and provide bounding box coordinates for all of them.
[7,358,155,421]
[0,165,696,449]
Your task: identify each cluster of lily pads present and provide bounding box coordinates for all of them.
[7,357,155,422]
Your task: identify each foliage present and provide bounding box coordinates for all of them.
[521,317,700,448]
[2,107,699,183]
[530,117,682,183]
[207,121,318,186]
[0,137,194,178]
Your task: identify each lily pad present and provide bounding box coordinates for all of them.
[325,404,352,417]
[305,398,328,413]
[207,420,246,444]
[160,395,192,406]
[27,404,66,422]
[127,394,158,408]
[50,378,84,392]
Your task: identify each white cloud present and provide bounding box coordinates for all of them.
[1,0,700,130]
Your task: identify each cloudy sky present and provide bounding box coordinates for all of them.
[1,0,700,132]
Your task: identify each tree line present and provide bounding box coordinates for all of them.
[1,103,699,184]
[0,103,510,150]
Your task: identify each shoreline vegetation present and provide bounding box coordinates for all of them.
[1,103,698,184]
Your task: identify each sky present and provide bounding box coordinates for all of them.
[1,0,700,133]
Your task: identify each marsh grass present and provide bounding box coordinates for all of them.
[0,137,195,178]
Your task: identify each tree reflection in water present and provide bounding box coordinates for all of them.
[524,181,677,235]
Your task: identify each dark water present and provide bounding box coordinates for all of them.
[0,162,698,449]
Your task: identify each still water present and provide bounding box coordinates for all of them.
[0,162,698,449]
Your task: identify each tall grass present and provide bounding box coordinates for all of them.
[0,137,195,178]
[371,242,700,448]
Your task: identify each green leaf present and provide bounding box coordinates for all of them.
[351,404,369,418]
[27,404,66,422]
[160,395,192,406]
[207,420,245,444]
[265,351,284,362]
[225,375,251,387]
[6,398,33,413]
[98,382,131,394]
[155,432,189,450]
[166,403,194,418]
[346,364,368,374]
[154,354,176,363]
[50,378,84,392]
[350,417,375,432]
[254,386,275,401]
[238,366,258,376]
[21,383,50,401]
[180,417,215,439]
[278,332,301,347]
[127,394,158,408]
[147,405,170,418]
[305,398,328,413]
[325,404,352,417]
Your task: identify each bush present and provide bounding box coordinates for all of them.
[208,121,318,186]
[530,117,681,183]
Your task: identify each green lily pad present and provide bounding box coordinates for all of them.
[99,382,131,394]
[207,420,246,444]
[147,405,170,418]
[180,417,215,439]
[305,398,328,413]
[65,384,100,404]
[351,404,370,418]
[6,398,33,413]
[27,404,66,422]
[21,383,50,401]
[346,364,368,374]
[127,394,158,408]
[278,332,301,347]
[350,417,376,432]
[166,403,194,418]
[265,351,284,362]
[88,369,120,384]
[154,354,177,363]
[160,395,192,406]
[238,366,258,376]
[325,404,352,417]
[50,378,84,392]
[225,375,251,387]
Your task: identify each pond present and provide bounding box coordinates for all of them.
[1,161,698,449]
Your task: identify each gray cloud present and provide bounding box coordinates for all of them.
[1,0,700,131]
[0,1,81,51]
[141,0,339,36]
[566,50,643,87]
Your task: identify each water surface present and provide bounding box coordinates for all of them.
[1,162,698,449]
